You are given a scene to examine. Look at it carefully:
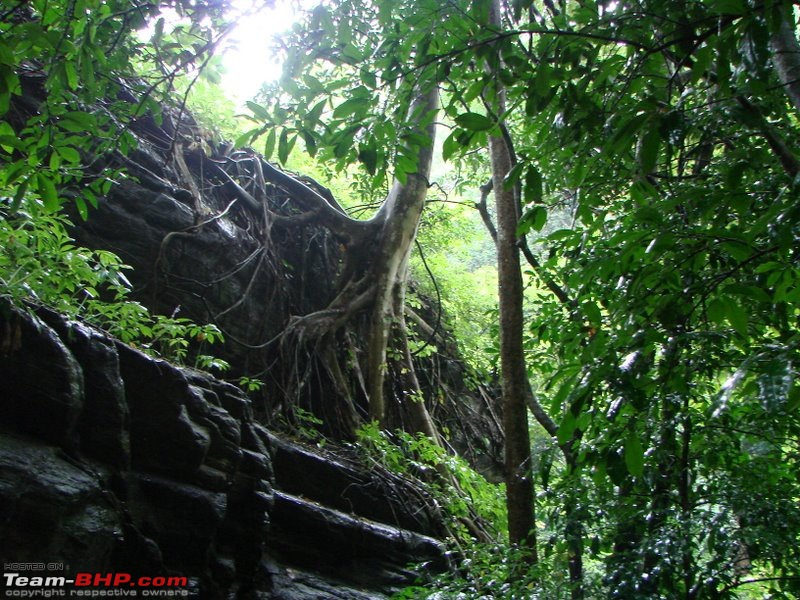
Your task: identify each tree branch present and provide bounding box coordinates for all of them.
[736,97,800,179]
[476,179,498,243]
[477,177,574,307]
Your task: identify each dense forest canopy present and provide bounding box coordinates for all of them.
[2,0,800,598]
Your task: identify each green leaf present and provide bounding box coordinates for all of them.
[396,151,418,175]
[548,228,577,242]
[308,99,327,123]
[83,189,98,209]
[557,412,577,445]
[582,301,602,326]
[638,126,660,174]
[333,96,370,119]
[535,62,551,97]
[358,138,378,175]
[549,372,579,414]
[56,145,81,164]
[787,386,800,413]
[706,298,727,326]
[454,112,493,131]
[442,130,464,161]
[395,165,408,185]
[74,195,89,220]
[300,128,317,157]
[263,128,276,159]
[0,121,16,153]
[278,130,296,164]
[624,433,644,477]
[59,111,96,133]
[606,449,628,487]
[37,173,59,212]
[359,67,376,89]
[576,412,591,432]
[608,113,648,154]
[709,0,746,16]
[11,178,29,212]
[726,300,748,337]
[517,205,547,236]
[503,163,523,191]
[65,62,79,90]
[333,127,358,159]
[721,240,752,262]
[235,127,261,150]
[691,44,714,82]
[246,101,270,121]
[524,166,543,204]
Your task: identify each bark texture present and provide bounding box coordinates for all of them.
[487,0,535,551]
[770,1,800,115]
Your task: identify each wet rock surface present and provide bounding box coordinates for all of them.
[0,307,446,598]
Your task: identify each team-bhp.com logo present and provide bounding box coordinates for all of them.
[3,570,189,597]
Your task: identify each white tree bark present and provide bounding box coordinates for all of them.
[770,2,800,115]
[364,85,440,424]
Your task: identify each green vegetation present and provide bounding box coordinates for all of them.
[0,0,231,369]
[356,422,507,541]
[0,196,228,369]
[411,199,499,373]
[242,0,800,595]
[3,0,800,597]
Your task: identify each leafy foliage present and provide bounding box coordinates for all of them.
[249,0,800,596]
[495,0,800,596]
[0,196,227,368]
[355,422,507,542]
[0,0,236,370]
[410,201,499,373]
[393,542,603,600]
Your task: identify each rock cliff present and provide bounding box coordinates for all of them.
[0,306,447,598]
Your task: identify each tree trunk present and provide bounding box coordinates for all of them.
[487,0,535,552]
[364,84,440,426]
[212,82,442,440]
[391,256,441,443]
[492,134,535,549]
[770,0,800,115]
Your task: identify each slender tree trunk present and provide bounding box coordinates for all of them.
[391,258,441,443]
[487,0,535,552]
[608,480,646,599]
[643,336,684,596]
[564,464,585,600]
[491,120,536,550]
[680,397,695,599]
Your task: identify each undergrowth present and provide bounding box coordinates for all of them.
[354,422,506,542]
[352,424,604,599]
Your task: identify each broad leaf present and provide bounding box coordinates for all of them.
[454,112,493,131]
[624,433,644,478]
